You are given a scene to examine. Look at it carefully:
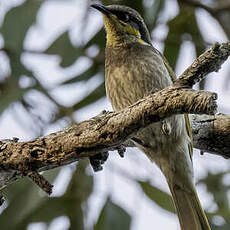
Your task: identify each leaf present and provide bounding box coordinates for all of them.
[122,0,144,15]
[85,28,105,48]
[0,0,39,79]
[1,0,42,52]
[18,198,66,229]
[164,4,206,73]
[94,198,131,230]
[164,14,183,69]
[72,81,105,111]
[1,162,94,230]
[145,0,165,31]
[45,31,83,67]
[64,160,94,202]
[63,160,93,230]
[0,78,27,115]
[61,64,100,85]
[0,0,42,115]
[0,178,47,230]
[199,172,230,222]
[178,4,206,89]
[138,180,176,214]
[0,168,61,230]
[56,80,105,121]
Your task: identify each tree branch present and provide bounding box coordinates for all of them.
[192,114,230,158]
[0,42,230,194]
[177,42,230,86]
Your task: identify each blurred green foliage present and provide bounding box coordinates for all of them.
[0,0,230,229]
[94,198,131,230]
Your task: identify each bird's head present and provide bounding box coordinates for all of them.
[91,4,152,47]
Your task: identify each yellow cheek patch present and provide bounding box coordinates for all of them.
[123,23,141,38]
[102,14,143,46]
[137,38,147,45]
[124,25,149,46]
[103,15,121,46]
[103,15,114,34]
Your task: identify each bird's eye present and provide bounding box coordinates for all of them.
[123,14,130,22]
[119,13,129,22]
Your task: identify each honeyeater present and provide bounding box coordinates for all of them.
[91,4,211,230]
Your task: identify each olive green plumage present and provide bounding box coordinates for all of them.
[92,4,211,230]
[105,43,171,111]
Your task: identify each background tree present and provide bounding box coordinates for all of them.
[0,0,229,229]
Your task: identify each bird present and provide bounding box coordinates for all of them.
[91,4,211,230]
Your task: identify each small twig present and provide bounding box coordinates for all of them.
[177,42,230,86]
[27,171,53,195]
[0,193,5,206]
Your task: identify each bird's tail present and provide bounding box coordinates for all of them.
[168,182,211,230]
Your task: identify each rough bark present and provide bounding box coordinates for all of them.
[192,114,230,158]
[0,42,230,195]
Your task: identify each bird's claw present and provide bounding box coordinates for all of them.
[89,151,109,172]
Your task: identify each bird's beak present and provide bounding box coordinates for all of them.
[91,3,112,16]
[91,3,123,46]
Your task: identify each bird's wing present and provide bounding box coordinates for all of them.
[157,49,194,159]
